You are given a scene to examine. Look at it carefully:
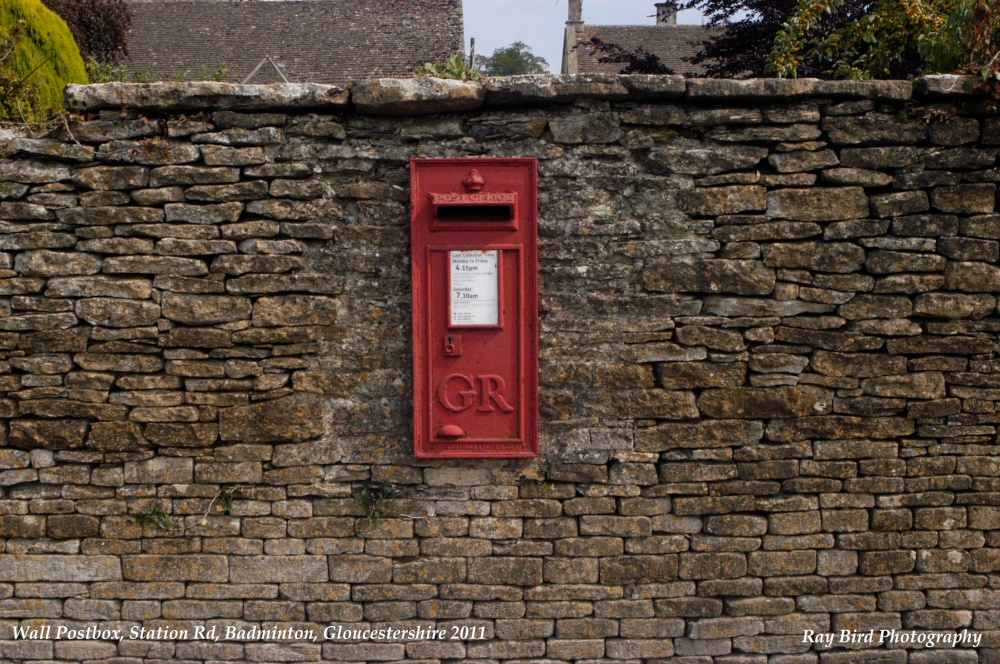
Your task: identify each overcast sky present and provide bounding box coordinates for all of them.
[463,0,706,73]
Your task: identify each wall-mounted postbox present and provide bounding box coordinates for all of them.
[411,158,538,458]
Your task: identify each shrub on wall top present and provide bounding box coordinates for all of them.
[0,0,87,116]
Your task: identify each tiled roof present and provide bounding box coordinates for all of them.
[576,25,712,76]
[125,0,464,84]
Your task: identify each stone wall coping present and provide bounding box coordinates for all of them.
[914,73,984,96]
[63,82,352,113]
[63,74,981,114]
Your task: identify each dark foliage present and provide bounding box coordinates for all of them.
[675,1,775,77]
[42,0,131,63]
[670,0,775,77]
[580,37,675,75]
[678,0,930,79]
[679,0,806,77]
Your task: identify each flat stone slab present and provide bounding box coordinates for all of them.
[620,74,688,98]
[64,82,349,113]
[687,78,911,101]
[352,77,484,114]
[484,74,684,105]
[914,75,978,97]
[0,555,122,581]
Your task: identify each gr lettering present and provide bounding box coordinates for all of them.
[437,374,515,413]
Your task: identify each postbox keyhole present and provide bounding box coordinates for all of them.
[444,334,463,357]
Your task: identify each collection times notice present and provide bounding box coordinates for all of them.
[450,250,499,326]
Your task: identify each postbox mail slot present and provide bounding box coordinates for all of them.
[437,205,512,222]
[412,158,538,459]
[431,192,518,229]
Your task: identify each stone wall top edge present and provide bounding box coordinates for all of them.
[63,74,986,114]
[62,82,352,114]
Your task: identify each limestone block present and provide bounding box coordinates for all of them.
[228,555,328,583]
[75,298,160,327]
[219,393,324,443]
[679,553,747,580]
[642,257,775,295]
[9,419,87,450]
[122,555,227,582]
[649,141,766,176]
[65,82,348,112]
[161,293,251,324]
[0,555,121,581]
[252,295,338,326]
[353,77,484,115]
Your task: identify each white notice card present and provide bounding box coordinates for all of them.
[450,250,499,326]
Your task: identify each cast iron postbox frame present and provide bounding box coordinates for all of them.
[410,157,539,459]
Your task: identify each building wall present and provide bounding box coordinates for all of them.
[0,75,997,662]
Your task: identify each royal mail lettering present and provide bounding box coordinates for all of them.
[431,192,517,205]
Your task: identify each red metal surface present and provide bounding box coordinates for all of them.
[411,158,538,458]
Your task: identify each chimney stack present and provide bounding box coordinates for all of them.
[568,0,582,24]
[562,0,584,75]
[655,1,678,25]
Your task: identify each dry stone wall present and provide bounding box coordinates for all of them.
[0,75,997,662]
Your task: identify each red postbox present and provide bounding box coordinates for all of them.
[411,158,538,458]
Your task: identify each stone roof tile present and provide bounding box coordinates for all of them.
[125,0,464,84]
[576,24,712,76]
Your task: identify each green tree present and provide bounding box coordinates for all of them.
[917,0,1000,74]
[683,0,1000,79]
[477,41,548,76]
[0,0,87,117]
[0,21,44,121]
[766,0,961,79]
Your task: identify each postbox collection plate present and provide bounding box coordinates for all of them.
[449,249,500,327]
[411,158,539,458]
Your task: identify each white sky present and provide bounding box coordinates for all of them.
[463,0,706,73]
